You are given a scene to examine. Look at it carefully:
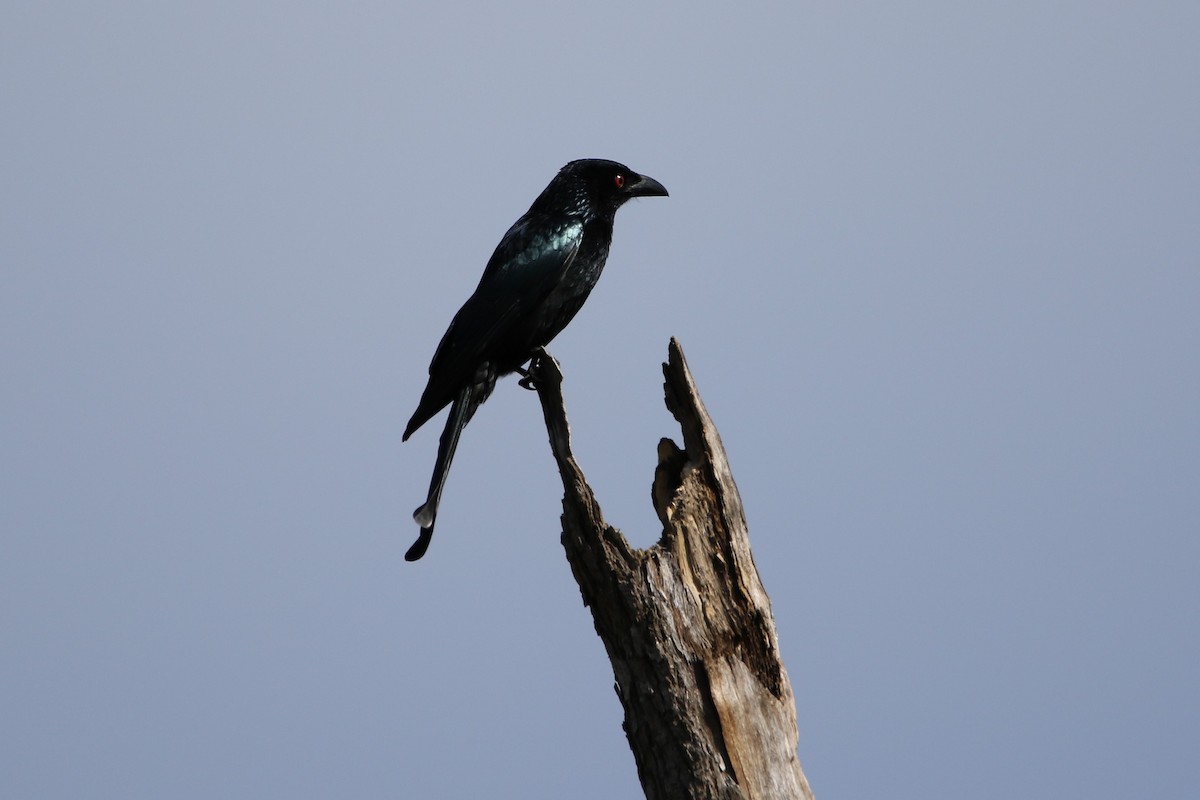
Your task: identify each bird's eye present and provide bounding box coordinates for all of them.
[614,174,625,189]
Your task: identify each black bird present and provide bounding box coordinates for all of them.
[402,159,668,561]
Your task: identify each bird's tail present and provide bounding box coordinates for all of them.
[404,383,482,561]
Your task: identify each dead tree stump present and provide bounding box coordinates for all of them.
[531,338,814,800]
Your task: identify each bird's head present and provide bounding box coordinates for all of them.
[542,159,668,218]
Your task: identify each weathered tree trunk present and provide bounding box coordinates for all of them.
[531,338,813,800]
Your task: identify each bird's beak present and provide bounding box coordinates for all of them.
[629,173,669,198]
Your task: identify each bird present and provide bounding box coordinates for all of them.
[402,158,668,561]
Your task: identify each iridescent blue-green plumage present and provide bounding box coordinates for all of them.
[402,159,667,561]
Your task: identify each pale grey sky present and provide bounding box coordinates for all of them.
[3,3,1198,798]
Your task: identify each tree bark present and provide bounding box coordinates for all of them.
[530,338,814,800]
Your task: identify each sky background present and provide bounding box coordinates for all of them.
[3,2,1198,798]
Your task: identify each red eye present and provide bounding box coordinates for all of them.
[614,174,625,189]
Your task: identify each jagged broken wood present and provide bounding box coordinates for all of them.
[530,338,814,800]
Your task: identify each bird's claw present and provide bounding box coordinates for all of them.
[517,347,559,390]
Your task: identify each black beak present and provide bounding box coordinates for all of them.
[629,173,668,198]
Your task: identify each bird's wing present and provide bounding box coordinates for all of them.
[403,216,582,438]
[434,216,582,371]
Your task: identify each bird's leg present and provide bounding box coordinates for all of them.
[517,347,561,390]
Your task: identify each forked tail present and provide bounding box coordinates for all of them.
[404,383,482,561]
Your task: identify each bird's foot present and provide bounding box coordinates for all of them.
[517,347,561,390]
